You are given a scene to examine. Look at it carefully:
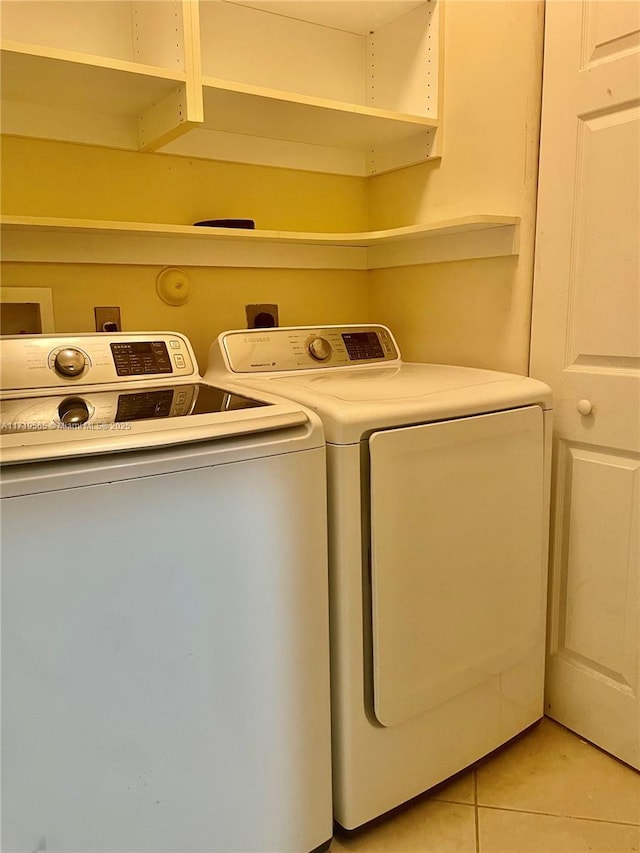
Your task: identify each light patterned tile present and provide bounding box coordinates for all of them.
[431,770,476,805]
[331,801,477,853]
[478,807,640,853]
[476,717,640,824]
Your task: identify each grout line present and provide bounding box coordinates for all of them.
[474,769,480,853]
[476,804,640,828]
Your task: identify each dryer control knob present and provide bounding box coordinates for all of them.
[58,396,90,426]
[54,347,86,377]
[308,337,333,362]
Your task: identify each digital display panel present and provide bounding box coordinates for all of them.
[110,341,173,376]
[341,331,384,360]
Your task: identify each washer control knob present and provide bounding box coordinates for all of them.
[308,337,333,362]
[54,347,86,377]
[58,396,90,426]
[577,399,593,416]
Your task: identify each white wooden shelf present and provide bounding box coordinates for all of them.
[224,1,427,34]
[0,0,441,176]
[0,215,520,270]
[0,41,193,151]
[159,78,438,176]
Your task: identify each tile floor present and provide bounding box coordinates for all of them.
[330,717,640,853]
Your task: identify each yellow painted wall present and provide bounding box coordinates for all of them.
[1,136,368,232]
[2,262,368,371]
[368,1,545,373]
[0,137,370,368]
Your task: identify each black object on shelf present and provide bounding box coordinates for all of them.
[193,219,256,229]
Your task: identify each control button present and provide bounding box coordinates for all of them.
[58,396,90,426]
[174,354,186,368]
[308,337,333,362]
[54,347,87,377]
[170,340,181,349]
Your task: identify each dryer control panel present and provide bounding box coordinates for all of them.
[221,325,400,373]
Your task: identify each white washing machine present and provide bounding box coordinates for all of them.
[0,332,332,853]
[207,324,553,830]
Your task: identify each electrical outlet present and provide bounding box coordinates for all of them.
[246,304,279,328]
[94,306,121,332]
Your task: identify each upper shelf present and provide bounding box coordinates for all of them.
[0,41,191,150]
[0,215,520,270]
[0,0,441,176]
[160,77,438,175]
[223,1,427,34]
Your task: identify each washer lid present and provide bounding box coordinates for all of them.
[0,394,314,465]
[249,362,553,444]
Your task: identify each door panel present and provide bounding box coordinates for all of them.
[558,445,639,678]
[584,1,640,63]
[531,0,640,767]
[369,406,545,728]
[546,440,639,765]
[569,105,639,361]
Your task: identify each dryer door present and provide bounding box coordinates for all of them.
[369,406,546,728]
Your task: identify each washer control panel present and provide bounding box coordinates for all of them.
[221,325,399,373]
[110,341,174,377]
[0,333,196,392]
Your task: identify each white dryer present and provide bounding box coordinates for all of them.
[207,324,553,830]
[1,332,332,853]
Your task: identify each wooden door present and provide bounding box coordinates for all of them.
[530,0,640,768]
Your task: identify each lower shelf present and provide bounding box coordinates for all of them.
[0,215,520,270]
